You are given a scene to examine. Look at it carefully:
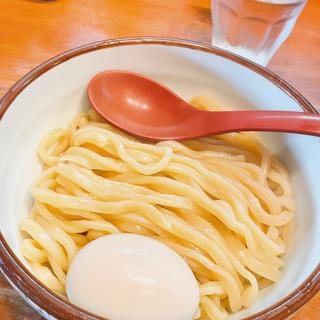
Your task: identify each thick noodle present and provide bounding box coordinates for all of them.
[20,96,295,319]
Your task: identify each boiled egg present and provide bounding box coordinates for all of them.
[66,234,200,320]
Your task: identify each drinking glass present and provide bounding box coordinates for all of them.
[211,0,307,66]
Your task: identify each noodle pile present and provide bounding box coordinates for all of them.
[20,96,295,319]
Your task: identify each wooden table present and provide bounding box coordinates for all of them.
[0,0,319,319]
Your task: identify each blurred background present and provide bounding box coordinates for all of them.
[0,0,319,106]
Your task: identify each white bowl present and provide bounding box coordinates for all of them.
[0,37,319,320]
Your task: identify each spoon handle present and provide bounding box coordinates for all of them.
[197,110,320,137]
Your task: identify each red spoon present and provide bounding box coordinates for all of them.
[87,70,320,140]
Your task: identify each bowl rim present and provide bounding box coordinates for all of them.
[0,36,319,320]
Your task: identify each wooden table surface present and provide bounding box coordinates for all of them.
[0,0,319,319]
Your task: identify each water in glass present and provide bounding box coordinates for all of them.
[212,0,307,66]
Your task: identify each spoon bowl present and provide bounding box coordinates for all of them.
[88,70,320,140]
[88,70,195,134]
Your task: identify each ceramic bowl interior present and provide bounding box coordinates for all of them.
[0,38,319,320]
